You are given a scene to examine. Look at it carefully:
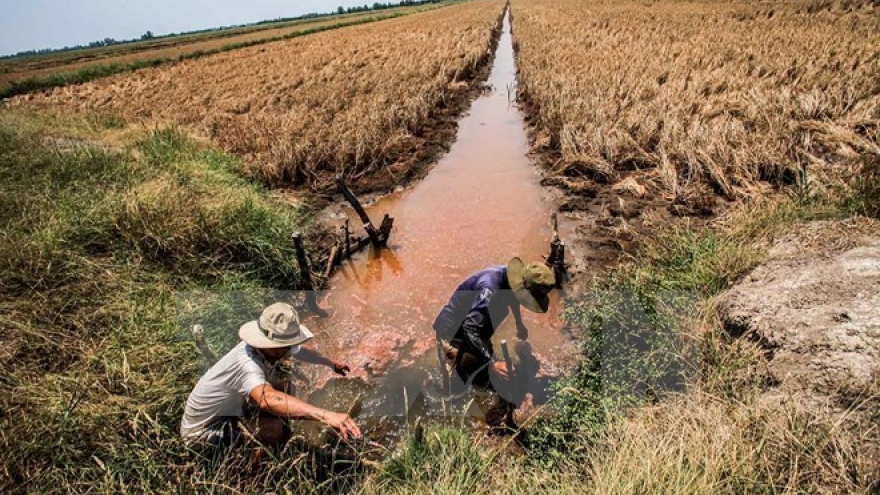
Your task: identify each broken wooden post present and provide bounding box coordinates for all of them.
[292,232,327,317]
[343,217,351,259]
[320,394,364,445]
[379,213,395,242]
[336,174,383,247]
[546,212,566,288]
[324,240,340,279]
[500,340,516,382]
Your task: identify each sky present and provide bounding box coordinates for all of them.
[0,0,380,56]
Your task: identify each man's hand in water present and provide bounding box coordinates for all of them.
[492,361,510,380]
[321,411,362,439]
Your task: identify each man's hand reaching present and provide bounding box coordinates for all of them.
[492,361,510,380]
[321,411,362,440]
[333,362,351,376]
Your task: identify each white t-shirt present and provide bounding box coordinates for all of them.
[180,341,301,438]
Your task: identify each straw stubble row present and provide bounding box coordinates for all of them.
[18,0,505,189]
[511,0,880,205]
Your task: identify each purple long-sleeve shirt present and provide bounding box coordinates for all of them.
[432,265,521,364]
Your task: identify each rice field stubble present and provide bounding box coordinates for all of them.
[511,0,879,261]
[15,0,506,193]
[0,3,438,85]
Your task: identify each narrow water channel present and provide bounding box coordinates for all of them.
[302,9,575,441]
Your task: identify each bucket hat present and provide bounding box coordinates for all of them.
[239,302,314,349]
[507,257,555,313]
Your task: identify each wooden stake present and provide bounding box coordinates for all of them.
[320,394,364,445]
[343,217,351,259]
[547,212,566,288]
[413,416,424,445]
[500,339,517,407]
[324,241,339,279]
[336,174,382,247]
[191,325,218,365]
[550,212,560,242]
[554,242,565,288]
[436,340,450,395]
[379,214,394,241]
[291,232,326,316]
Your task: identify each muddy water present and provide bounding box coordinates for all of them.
[301,10,576,441]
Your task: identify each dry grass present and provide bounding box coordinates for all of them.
[349,367,877,495]
[511,0,880,205]
[15,0,505,190]
[567,389,875,495]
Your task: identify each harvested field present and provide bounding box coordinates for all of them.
[0,4,447,93]
[0,11,410,87]
[15,0,505,191]
[511,0,880,214]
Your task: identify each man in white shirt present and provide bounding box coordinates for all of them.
[181,302,362,447]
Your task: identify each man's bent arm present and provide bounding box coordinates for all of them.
[249,384,362,438]
[295,346,336,368]
[460,308,494,363]
[250,384,329,421]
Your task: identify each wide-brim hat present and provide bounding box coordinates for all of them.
[239,302,314,349]
[507,257,556,313]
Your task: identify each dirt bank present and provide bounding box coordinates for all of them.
[718,217,879,458]
[513,84,722,279]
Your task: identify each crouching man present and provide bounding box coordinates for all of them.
[181,302,362,448]
[433,257,555,432]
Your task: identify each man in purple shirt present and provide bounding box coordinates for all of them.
[433,257,555,430]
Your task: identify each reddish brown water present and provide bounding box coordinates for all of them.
[301,11,577,437]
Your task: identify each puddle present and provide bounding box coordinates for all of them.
[301,9,578,442]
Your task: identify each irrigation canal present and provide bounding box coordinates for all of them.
[300,9,578,444]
